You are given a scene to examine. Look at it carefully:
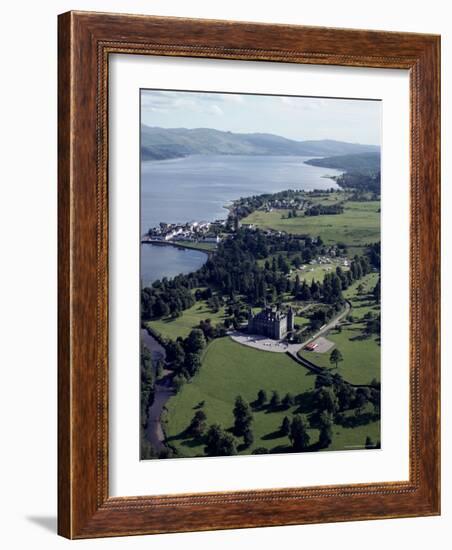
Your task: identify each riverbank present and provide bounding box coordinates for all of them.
[141,328,174,454]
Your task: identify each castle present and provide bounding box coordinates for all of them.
[247,306,295,340]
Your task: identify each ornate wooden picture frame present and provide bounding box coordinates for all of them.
[58,11,440,539]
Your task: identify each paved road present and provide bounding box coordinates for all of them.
[300,300,351,349]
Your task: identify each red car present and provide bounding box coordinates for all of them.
[305,342,318,351]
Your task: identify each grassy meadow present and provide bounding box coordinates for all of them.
[242,201,380,246]
[298,273,381,385]
[164,337,379,457]
[147,299,226,340]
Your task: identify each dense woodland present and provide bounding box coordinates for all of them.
[334,171,381,195]
[141,228,379,346]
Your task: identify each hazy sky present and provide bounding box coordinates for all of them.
[141,89,381,146]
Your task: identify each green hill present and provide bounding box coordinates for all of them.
[141,126,380,161]
[304,152,381,174]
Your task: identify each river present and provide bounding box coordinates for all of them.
[141,328,174,454]
[141,154,341,284]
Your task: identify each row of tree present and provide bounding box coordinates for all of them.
[140,344,154,430]
[314,372,380,416]
[166,328,206,385]
[304,203,344,216]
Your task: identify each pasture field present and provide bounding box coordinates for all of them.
[298,273,381,385]
[242,201,380,246]
[147,299,226,340]
[164,337,379,456]
[164,337,315,456]
[307,190,348,206]
[293,262,346,284]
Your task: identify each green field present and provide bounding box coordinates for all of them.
[257,253,348,284]
[242,201,380,246]
[306,190,350,206]
[294,262,347,283]
[147,299,226,340]
[164,337,379,456]
[298,273,381,385]
[343,272,380,319]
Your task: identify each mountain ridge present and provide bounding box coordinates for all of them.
[141,126,380,161]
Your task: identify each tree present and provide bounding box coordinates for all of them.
[166,340,185,366]
[293,257,302,270]
[156,299,170,318]
[256,389,267,408]
[354,387,371,413]
[336,381,356,411]
[299,281,312,301]
[289,415,310,451]
[188,410,207,438]
[233,396,253,436]
[317,411,333,448]
[281,416,291,436]
[185,328,206,354]
[172,374,186,393]
[282,393,295,409]
[199,319,216,340]
[140,344,154,428]
[373,278,381,303]
[243,428,254,448]
[315,372,334,389]
[315,387,339,415]
[329,348,344,370]
[270,390,281,409]
[155,358,164,380]
[208,295,221,313]
[204,424,237,456]
[140,433,157,460]
[184,352,202,377]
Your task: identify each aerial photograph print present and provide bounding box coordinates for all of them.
[140,89,382,460]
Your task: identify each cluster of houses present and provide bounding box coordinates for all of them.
[262,197,309,212]
[310,255,349,267]
[145,220,225,245]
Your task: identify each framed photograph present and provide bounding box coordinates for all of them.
[58,11,440,538]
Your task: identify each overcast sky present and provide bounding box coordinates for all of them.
[141,89,381,146]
